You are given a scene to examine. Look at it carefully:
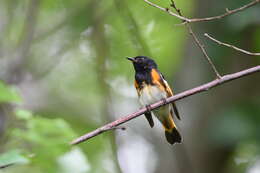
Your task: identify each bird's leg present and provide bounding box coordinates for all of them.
[145,104,152,113]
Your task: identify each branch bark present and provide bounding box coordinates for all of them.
[71,65,260,145]
[186,0,260,24]
[144,0,260,24]
[204,33,260,56]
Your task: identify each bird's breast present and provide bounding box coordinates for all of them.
[139,83,167,106]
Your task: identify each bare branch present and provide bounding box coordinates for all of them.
[143,0,191,22]
[170,1,221,78]
[186,25,221,78]
[144,0,260,24]
[187,0,260,23]
[71,66,260,145]
[204,33,260,56]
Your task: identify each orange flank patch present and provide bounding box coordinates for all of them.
[151,68,174,97]
[151,68,161,82]
[151,69,165,91]
[134,80,138,89]
[134,80,141,96]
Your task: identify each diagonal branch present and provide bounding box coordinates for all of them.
[204,33,260,56]
[187,25,221,78]
[143,0,260,24]
[71,65,260,145]
[170,1,221,78]
[143,0,190,22]
[187,0,260,24]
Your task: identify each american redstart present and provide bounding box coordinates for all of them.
[127,56,181,145]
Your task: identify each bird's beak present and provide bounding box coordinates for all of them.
[126,57,135,62]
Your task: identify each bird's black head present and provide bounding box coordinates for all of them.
[127,56,157,72]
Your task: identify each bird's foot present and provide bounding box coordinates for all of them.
[146,105,152,113]
[161,98,167,105]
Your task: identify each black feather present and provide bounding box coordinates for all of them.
[172,102,181,120]
[144,112,154,128]
[165,128,182,145]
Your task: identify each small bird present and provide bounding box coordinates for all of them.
[127,56,181,145]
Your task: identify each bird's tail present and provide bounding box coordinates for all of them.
[165,128,181,145]
[162,115,182,145]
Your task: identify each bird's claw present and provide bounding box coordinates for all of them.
[161,98,167,105]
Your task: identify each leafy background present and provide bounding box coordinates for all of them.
[0,0,259,173]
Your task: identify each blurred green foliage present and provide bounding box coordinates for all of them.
[0,150,29,168]
[0,81,21,103]
[0,0,259,173]
[0,90,79,172]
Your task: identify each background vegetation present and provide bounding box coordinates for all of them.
[0,0,259,173]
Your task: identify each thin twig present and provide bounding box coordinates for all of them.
[204,33,260,56]
[143,0,191,22]
[170,1,221,78]
[70,65,260,145]
[144,0,260,24]
[187,0,260,24]
[186,25,221,78]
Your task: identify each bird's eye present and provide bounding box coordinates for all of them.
[137,57,144,63]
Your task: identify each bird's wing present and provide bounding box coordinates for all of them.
[162,78,181,120]
[151,69,181,120]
